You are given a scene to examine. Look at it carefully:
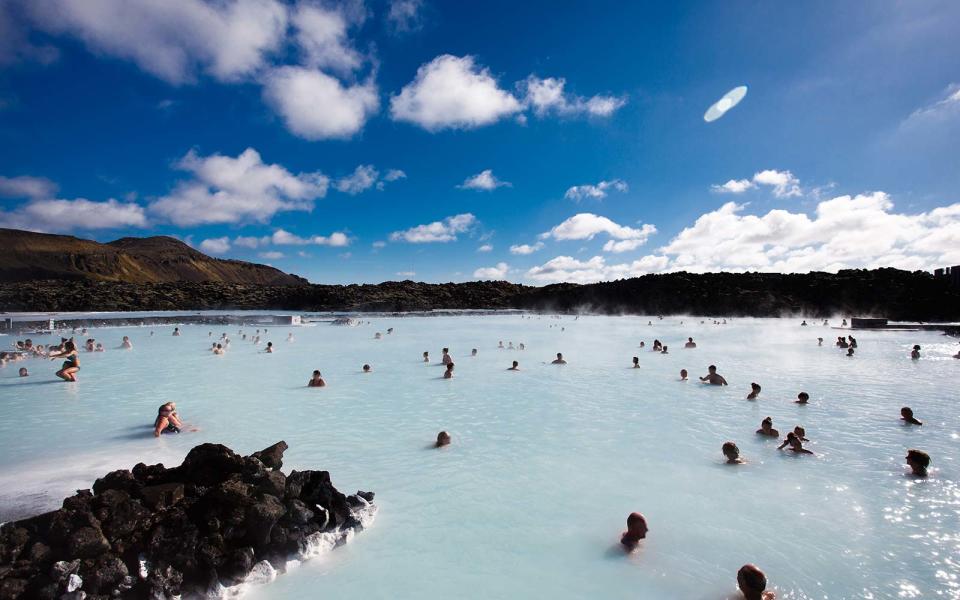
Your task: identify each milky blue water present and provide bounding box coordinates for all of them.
[1,315,958,599]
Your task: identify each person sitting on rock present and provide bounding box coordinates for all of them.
[778,432,813,454]
[154,404,181,437]
[910,345,920,360]
[436,431,451,447]
[308,370,325,387]
[444,363,454,378]
[747,383,761,400]
[508,360,519,371]
[700,365,727,385]
[684,337,697,348]
[795,392,809,404]
[756,417,779,438]
[620,512,648,550]
[680,369,688,381]
[121,336,133,349]
[632,356,640,368]
[551,353,567,365]
[900,407,922,426]
[906,449,930,477]
[737,564,775,599]
[722,442,744,464]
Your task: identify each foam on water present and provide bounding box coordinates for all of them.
[1,315,958,598]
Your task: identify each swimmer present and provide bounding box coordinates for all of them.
[849,336,857,348]
[362,364,371,373]
[847,347,855,357]
[173,327,181,336]
[18,367,28,377]
[423,351,430,363]
[817,337,823,346]
[906,449,930,477]
[722,441,744,464]
[444,363,454,378]
[442,348,452,365]
[836,336,847,348]
[121,336,133,349]
[747,383,761,400]
[435,431,451,447]
[680,369,688,381]
[287,333,294,342]
[684,337,696,348]
[620,512,648,550]
[795,392,809,404]
[95,343,104,352]
[498,341,504,349]
[213,343,224,355]
[387,328,394,334]
[508,342,514,350]
[551,353,567,365]
[85,339,95,352]
[508,360,519,371]
[793,426,809,442]
[374,332,382,339]
[660,345,669,354]
[265,342,274,353]
[639,341,645,348]
[777,432,813,454]
[699,365,727,385]
[801,320,807,326]
[632,356,640,368]
[154,405,181,437]
[737,564,775,600]
[900,407,922,426]
[756,417,779,437]
[308,370,326,387]
[471,348,478,357]
[910,344,920,360]
[652,339,662,351]
[49,341,80,381]
[519,343,525,350]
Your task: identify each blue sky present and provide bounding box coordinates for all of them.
[1,0,959,284]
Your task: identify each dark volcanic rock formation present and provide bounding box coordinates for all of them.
[0,442,375,599]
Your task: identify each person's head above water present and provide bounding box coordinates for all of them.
[797,392,809,404]
[722,441,742,464]
[900,406,922,425]
[18,367,28,377]
[906,449,930,476]
[435,431,451,447]
[737,564,768,599]
[680,369,688,379]
[472,348,477,356]
[632,356,639,366]
[621,512,648,548]
[362,364,371,372]
[708,365,717,373]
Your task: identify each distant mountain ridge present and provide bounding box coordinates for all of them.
[0,228,305,285]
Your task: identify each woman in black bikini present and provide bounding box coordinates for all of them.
[49,341,80,381]
[154,404,182,436]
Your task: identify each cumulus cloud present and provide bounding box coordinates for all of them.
[0,197,147,232]
[0,175,58,199]
[526,255,670,284]
[390,213,477,243]
[233,235,268,249]
[390,55,522,130]
[384,169,406,182]
[271,229,349,247]
[262,66,378,140]
[458,169,510,191]
[291,2,363,76]
[396,270,416,277]
[386,0,423,32]
[473,262,509,279]
[199,236,231,254]
[149,148,328,226]
[541,213,656,249]
[335,165,379,194]
[258,250,285,260]
[521,76,626,117]
[712,169,801,198]
[564,179,627,201]
[510,242,544,255]
[477,244,493,252]
[22,0,288,84]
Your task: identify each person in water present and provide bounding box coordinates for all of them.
[153,404,182,437]
[722,442,744,464]
[49,341,80,381]
[660,345,669,354]
[518,343,525,350]
[362,364,372,373]
[442,348,452,365]
[508,360,519,371]
[173,327,181,336]
[700,365,727,385]
[684,337,696,348]
[817,337,823,346]
[848,335,857,348]
[551,353,567,365]
[737,564,774,599]
[846,347,855,357]
[778,432,813,454]
[620,512,648,550]
[213,343,224,355]
[747,383,761,400]
[265,342,274,353]
[652,339,662,351]
[444,363,454,378]
[308,370,326,387]
[757,417,779,437]
[793,426,809,442]
[423,351,430,363]
[906,449,930,477]
[801,320,807,326]
[632,356,640,368]
[435,431,451,447]
[680,369,688,381]
[900,407,922,426]
[498,341,504,349]
[121,336,133,349]
[796,392,809,404]
[910,344,920,359]
[471,348,478,357]
[374,332,382,339]
[18,367,28,377]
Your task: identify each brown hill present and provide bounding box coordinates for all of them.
[0,228,305,285]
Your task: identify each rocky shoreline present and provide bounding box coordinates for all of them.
[0,442,375,599]
[1,268,959,320]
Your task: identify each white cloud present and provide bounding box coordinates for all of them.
[386,0,423,32]
[233,235,269,249]
[602,239,648,253]
[902,84,960,127]
[262,66,379,140]
[372,240,386,249]
[258,250,285,260]
[23,0,288,84]
[271,229,349,247]
[0,197,147,232]
[384,169,406,181]
[0,175,58,199]
[473,262,509,279]
[510,242,544,255]
[199,236,231,254]
[477,244,493,252]
[713,169,801,198]
[335,165,379,194]
[521,76,626,118]
[390,213,477,243]
[396,270,416,277]
[390,55,522,131]
[291,2,362,76]
[541,213,657,251]
[458,169,510,191]
[526,255,670,284]
[564,179,628,201]
[149,148,328,226]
